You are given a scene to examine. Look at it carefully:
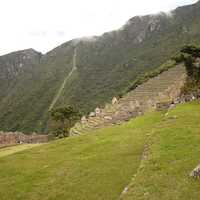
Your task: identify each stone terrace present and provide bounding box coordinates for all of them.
[70,65,186,135]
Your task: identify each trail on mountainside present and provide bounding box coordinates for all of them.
[48,48,77,111]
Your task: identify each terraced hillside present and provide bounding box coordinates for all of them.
[70,65,186,135]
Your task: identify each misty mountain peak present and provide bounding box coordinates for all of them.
[0,49,42,80]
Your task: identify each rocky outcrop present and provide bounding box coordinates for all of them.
[0,49,42,80]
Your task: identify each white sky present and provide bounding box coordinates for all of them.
[0,0,198,55]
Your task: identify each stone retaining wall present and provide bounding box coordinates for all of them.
[0,132,49,148]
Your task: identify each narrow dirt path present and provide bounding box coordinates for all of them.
[118,143,150,200]
[118,127,158,200]
[49,48,77,111]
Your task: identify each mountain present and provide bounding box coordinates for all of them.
[0,1,200,133]
[0,49,41,99]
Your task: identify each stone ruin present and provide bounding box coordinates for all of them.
[112,97,118,105]
[95,107,101,115]
[156,101,172,111]
[87,107,101,119]
[81,116,87,124]
[89,112,96,117]
[70,65,189,135]
[0,131,49,148]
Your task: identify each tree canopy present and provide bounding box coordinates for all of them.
[50,106,80,137]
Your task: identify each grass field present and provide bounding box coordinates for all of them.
[0,144,42,158]
[123,101,200,200]
[0,102,200,200]
[0,111,162,200]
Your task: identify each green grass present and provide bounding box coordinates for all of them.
[123,101,200,200]
[0,111,162,200]
[0,144,42,158]
[1,102,200,200]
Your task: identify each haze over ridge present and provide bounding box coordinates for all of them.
[0,0,197,55]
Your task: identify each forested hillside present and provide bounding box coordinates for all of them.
[0,1,200,133]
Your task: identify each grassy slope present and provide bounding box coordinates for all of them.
[123,101,200,200]
[0,144,41,158]
[0,102,200,200]
[0,112,162,200]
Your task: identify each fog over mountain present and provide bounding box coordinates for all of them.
[0,0,197,55]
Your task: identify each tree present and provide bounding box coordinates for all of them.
[177,45,200,95]
[179,45,200,81]
[184,55,194,77]
[181,45,200,58]
[50,106,80,137]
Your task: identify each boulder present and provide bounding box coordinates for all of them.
[190,164,200,178]
[156,101,171,111]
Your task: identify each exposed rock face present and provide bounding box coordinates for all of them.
[0,49,42,80]
[148,17,161,32]
[0,49,42,103]
[190,164,200,178]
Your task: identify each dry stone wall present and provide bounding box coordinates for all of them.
[0,132,49,148]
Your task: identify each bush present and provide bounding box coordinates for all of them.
[172,53,185,63]
[178,45,200,94]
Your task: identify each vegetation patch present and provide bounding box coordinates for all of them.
[0,144,42,158]
[0,111,162,200]
[173,45,200,95]
[49,105,81,137]
[123,101,200,200]
[1,102,200,199]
